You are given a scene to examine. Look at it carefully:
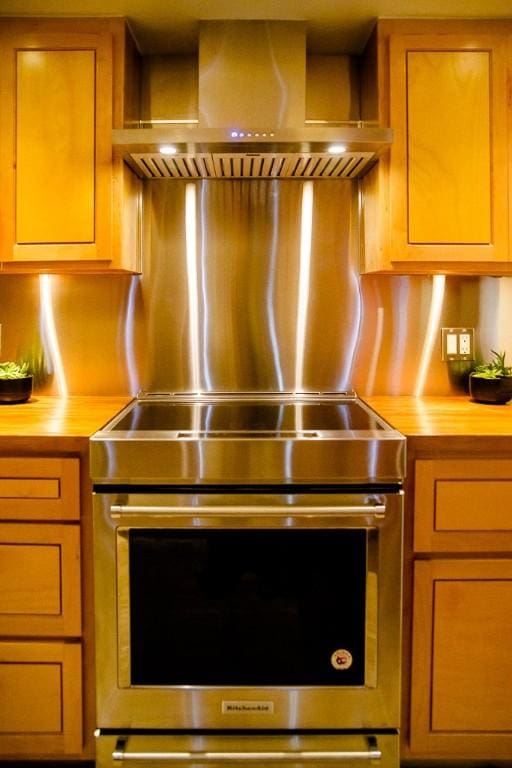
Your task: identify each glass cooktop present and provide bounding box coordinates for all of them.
[110,398,386,434]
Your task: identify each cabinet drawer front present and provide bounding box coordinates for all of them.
[0,641,82,756]
[411,559,512,757]
[414,459,512,551]
[0,457,79,520]
[436,478,512,530]
[0,523,81,635]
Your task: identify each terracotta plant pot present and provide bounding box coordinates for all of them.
[0,376,33,404]
[469,373,512,405]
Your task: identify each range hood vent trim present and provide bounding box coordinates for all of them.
[114,125,392,180]
[123,147,382,180]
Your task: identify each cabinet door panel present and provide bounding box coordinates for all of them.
[0,540,61,615]
[407,50,490,244]
[432,578,512,731]
[16,49,95,244]
[411,559,512,757]
[0,641,82,756]
[388,33,508,263]
[0,27,113,263]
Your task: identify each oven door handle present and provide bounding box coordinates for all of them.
[109,503,386,519]
[112,743,382,762]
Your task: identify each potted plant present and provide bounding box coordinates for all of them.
[469,350,512,404]
[0,361,33,404]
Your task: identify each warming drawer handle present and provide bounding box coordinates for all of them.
[109,503,386,518]
[112,745,382,762]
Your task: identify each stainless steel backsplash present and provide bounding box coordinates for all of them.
[0,178,510,397]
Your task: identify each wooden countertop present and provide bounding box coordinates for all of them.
[0,395,132,438]
[1,394,511,441]
[364,395,512,437]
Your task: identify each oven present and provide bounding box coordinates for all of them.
[91,393,405,767]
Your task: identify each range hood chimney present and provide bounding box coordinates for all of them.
[198,21,307,131]
[115,21,391,180]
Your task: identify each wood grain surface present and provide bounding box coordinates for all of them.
[0,395,511,439]
[364,395,512,436]
[0,396,131,438]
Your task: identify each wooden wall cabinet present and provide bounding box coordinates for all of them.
[361,20,512,275]
[0,18,141,273]
[0,456,86,758]
[408,457,512,759]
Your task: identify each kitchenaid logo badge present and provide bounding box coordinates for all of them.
[222,700,274,714]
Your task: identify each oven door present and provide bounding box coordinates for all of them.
[93,490,402,731]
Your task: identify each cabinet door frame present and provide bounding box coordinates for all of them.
[0,26,113,263]
[0,640,82,756]
[411,558,512,757]
[389,33,509,264]
[0,521,81,636]
[414,458,512,552]
[0,456,80,520]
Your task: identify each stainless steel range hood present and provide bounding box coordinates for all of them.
[115,21,392,180]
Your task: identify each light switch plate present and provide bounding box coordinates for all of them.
[441,327,474,361]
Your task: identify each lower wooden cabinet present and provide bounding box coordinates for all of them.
[0,456,85,759]
[411,558,512,757]
[408,456,512,760]
[0,641,82,756]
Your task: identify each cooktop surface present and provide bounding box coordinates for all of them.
[110,399,386,434]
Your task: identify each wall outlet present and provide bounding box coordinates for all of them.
[441,327,474,361]
[459,332,472,355]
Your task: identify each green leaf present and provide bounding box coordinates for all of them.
[0,361,30,379]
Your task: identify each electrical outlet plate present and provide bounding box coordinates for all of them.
[441,327,475,361]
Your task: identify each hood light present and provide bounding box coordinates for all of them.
[328,144,347,155]
[159,145,178,155]
[230,130,275,138]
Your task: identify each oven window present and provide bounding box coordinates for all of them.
[129,529,367,686]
